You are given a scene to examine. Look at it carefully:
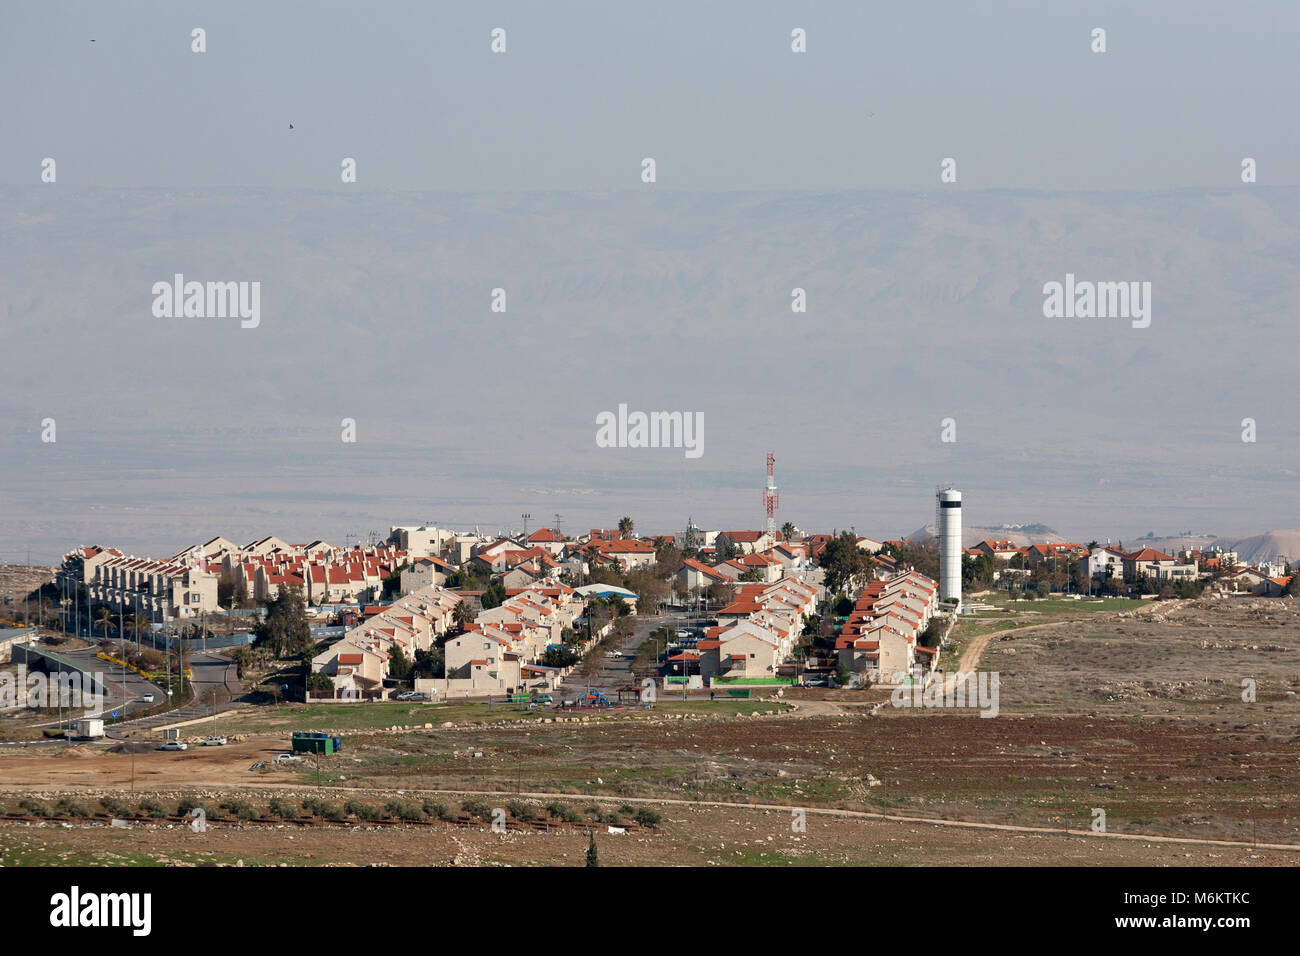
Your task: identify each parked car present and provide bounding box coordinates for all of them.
[530,694,554,706]
[157,741,188,751]
[200,736,227,746]
[274,753,299,764]
[409,692,431,701]
[803,678,828,687]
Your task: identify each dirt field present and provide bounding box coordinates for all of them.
[0,798,1292,868]
[978,597,1300,720]
[2,595,1297,865]
[0,564,54,613]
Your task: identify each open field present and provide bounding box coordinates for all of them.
[1,596,1296,865]
[976,597,1300,719]
[1,798,1291,867]
[0,564,54,611]
[204,698,790,736]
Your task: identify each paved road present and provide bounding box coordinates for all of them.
[105,651,242,736]
[559,609,695,701]
[33,645,165,721]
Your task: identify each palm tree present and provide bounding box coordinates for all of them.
[452,600,473,632]
[617,516,634,538]
[93,606,114,640]
[781,521,797,543]
[128,613,152,646]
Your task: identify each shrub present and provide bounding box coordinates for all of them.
[545,800,568,819]
[618,804,636,816]
[55,797,90,818]
[219,798,255,820]
[422,799,453,821]
[137,796,171,818]
[99,795,131,817]
[633,808,662,828]
[460,798,492,822]
[344,799,381,822]
[385,800,424,822]
[507,800,536,823]
[268,797,298,819]
[318,803,344,822]
[178,795,206,815]
[18,798,52,817]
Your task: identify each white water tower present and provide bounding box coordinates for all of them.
[936,487,962,607]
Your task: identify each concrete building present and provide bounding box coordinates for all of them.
[937,488,962,607]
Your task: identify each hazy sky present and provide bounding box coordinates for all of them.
[4,1,1298,191]
[2,3,1298,563]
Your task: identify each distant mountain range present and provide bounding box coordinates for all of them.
[1218,531,1300,566]
[906,524,1300,568]
[4,185,1299,560]
[907,523,1066,548]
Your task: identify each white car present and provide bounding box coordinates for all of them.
[140,693,155,703]
[200,736,227,746]
[274,753,299,764]
[157,741,188,751]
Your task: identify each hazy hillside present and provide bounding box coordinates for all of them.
[1222,530,1300,566]
[4,186,1300,559]
[907,523,1067,548]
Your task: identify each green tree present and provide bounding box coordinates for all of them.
[542,646,579,667]
[818,531,871,597]
[681,519,701,554]
[586,830,599,867]
[305,672,334,693]
[704,581,731,609]
[388,642,412,678]
[217,571,237,608]
[780,521,797,543]
[254,585,312,658]
[617,516,635,537]
[652,542,685,578]
[481,581,507,610]
[128,613,152,644]
[93,605,114,639]
[453,600,474,632]
[413,646,444,678]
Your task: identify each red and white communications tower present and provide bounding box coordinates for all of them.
[763,452,779,537]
